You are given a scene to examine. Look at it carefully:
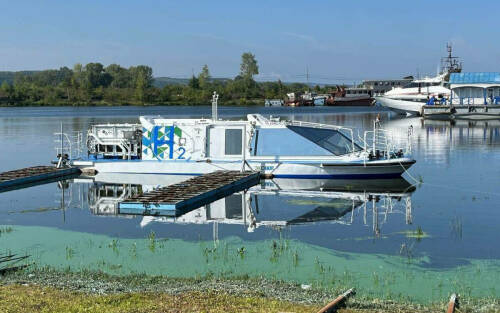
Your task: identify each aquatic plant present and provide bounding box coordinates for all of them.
[129,243,137,258]
[65,246,75,260]
[108,239,119,254]
[399,242,414,263]
[237,247,246,259]
[401,226,429,241]
[450,216,463,240]
[292,250,299,267]
[0,226,13,235]
[148,231,156,252]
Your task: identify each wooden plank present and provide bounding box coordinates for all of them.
[316,288,356,313]
[446,294,459,313]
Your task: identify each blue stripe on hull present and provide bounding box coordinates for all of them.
[110,172,402,179]
[272,173,402,179]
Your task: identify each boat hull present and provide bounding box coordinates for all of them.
[325,97,375,106]
[73,158,415,179]
[376,97,425,116]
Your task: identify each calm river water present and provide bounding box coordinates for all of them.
[0,106,499,302]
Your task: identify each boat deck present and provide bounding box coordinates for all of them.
[118,170,261,216]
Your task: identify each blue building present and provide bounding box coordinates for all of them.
[449,72,500,105]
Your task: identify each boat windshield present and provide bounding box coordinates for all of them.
[252,126,361,156]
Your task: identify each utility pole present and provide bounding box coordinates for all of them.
[306,66,310,89]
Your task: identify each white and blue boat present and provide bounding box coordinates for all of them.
[72,94,415,179]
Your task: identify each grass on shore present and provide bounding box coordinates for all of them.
[0,284,319,313]
[1,268,498,313]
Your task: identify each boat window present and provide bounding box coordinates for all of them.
[254,128,332,156]
[287,126,362,155]
[225,129,242,155]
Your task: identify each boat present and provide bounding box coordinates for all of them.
[69,93,415,179]
[325,86,375,106]
[376,44,462,116]
[284,91,323,106]
[422,72,500,120]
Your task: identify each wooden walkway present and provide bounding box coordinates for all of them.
[118,171,260,216]
[0,166,81,192]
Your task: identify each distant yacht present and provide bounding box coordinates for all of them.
[377,44,462,116]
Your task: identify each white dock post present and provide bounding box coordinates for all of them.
[212,91,219,121]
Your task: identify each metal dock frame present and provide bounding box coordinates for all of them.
[0,166,81,192]
[118,171,260,216]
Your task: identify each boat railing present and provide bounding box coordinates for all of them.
[86,124,142,159]
[363,127,412,158]
[54,125,84,161]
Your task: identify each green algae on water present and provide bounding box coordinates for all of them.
[0,224,499,304]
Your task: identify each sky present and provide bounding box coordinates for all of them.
[0,0,499,84]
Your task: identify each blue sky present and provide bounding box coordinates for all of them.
[0,0,498,83]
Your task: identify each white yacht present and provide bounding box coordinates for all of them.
[69,94,415,179]
[376,73,451,116]
[376,44,462,116]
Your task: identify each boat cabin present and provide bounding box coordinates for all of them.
[138,115,362,162]
[449,72,500,105]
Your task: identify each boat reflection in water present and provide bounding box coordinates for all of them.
[84,173,416,236]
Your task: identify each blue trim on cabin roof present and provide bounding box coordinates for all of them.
[449,72,500,84]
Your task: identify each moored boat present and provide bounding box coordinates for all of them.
[70,93,415,179]
[325,86,375,106]
[377,44,461,116]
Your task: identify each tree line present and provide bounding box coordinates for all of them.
[0,52,330,106]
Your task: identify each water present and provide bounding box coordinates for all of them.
[1,106,499,302]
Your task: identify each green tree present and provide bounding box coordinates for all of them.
[188,75,199,89]
[130,65,153,103]
[106,64,130,88]
[239,52,259,80]
[83,63,112,89]
[198,64,210,88]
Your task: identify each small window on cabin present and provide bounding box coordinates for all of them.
[225,129,242,155]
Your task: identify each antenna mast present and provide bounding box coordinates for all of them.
[440,43,462,75]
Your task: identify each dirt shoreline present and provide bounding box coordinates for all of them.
[1,268,498,312]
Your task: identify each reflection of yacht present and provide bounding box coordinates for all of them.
[377,44,462,116]
[72,94,415,179]
[83,174,415,234]
[383,116,500,165]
